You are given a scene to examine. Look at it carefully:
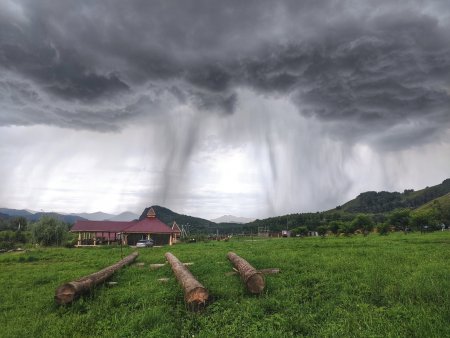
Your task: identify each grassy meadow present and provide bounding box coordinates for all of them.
[0,232,449,337]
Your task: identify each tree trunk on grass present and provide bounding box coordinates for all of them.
[55,251,139,305]
[227,252,265,294]
[165,252,209,310]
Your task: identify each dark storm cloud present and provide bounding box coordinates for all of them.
[0,22,129,101]
[0,0,449,147]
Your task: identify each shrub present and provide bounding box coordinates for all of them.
[30,216,69,246]
[351,214,374,235]
[317,225,328,237]
[339,222,354,236]
[377,222,390,235]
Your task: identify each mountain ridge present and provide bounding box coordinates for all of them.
[330,178,450,214]
[1,178,449,230]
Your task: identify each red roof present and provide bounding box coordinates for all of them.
[123,217,174,233]
[71,218,175,234]
[71,221,136,232]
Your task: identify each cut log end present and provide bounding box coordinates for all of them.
[55,283,77,305]
[246,273,265,294]
[186,287,209,311]
[165,252,210,311]
[186,286,209,303]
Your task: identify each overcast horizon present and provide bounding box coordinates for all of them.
[1,1,450,219]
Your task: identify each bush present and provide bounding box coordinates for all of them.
[388,209,411,231]
[30,216,69,246]
[0,230,28,249]
[351,214,374,235]
[377,223,390,235]
[317,225,328,237]
[292,226,308,237]
[328,221,343,235]
[339,222,354,236]
[411,209,439,231]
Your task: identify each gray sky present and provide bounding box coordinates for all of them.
[1,0,449,219]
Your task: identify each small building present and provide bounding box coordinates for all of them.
[171,221,181,243]
[71,208,177,246]
[281,230,292,237]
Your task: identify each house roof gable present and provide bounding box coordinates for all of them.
[71,218,175,234]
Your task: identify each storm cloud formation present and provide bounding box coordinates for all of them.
[1,1,449,137]
[1,0,450,216]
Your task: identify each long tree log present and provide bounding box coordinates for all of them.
[227,252,265,294]
[165,252,209,310]
[55,251,139,305]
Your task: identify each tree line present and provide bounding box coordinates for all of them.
[248,206,447,237]
[0,216,72,250]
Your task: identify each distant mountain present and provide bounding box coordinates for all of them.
[71,211,115,221]
[0,208,86,224]
[69,211,139,221]
[31,212,86,224]
[139,205,216,233]
[0,208,35,218]
[107,211,139,221]
[211,215,255,223]
[0,208,138,224]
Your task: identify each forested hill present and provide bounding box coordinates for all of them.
[139,205,216,233]
[247,178,450,233]
[334,179,450,213]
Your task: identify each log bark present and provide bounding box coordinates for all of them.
[227,252,265,294]
[55,251,139,305]
[165,252,209,310]
[225,268,280,276]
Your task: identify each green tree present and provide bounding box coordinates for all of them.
[339,222,354,236]
[328,221,343,235]
[10,217,28,231]
[0,231,15,250]
[317,225,328,237]
[30,216,68,246]
[351,214,374,235]
[411,209,439,231]
[292,226,308,237]
[377,222,390,235]
[388,209,411,231]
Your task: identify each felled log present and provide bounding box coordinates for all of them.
[227,252,265,294]
[165,252,209,310]
[55,251,138,305]
[225,268,280,276]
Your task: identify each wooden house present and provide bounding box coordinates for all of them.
[71,208,177,246]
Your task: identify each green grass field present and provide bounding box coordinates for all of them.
[1,233,449,337]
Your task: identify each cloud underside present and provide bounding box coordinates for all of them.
[0,0,449,149]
